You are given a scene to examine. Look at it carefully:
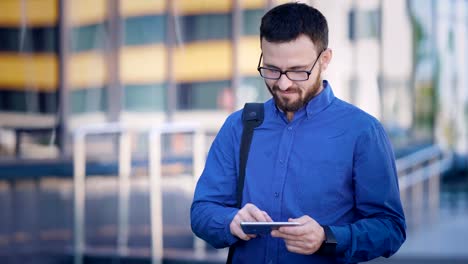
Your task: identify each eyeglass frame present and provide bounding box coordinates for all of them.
[256,48,326,81]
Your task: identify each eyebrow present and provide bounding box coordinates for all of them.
[262,63,310,71]
[288,65,310,70]
[262,63,280,69]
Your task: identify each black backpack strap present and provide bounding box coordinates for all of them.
[227,102,264,264]
[236,103,264,207]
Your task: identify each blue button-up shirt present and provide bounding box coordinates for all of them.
[191,81,406,263]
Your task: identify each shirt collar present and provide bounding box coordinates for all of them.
[271,80,335,119]
[305,80,335,118]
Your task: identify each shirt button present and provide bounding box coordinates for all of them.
[287,126,293,131]
[279,159,284,164]
[274,192,279,197]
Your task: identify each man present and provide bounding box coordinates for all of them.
[191,3,406,263]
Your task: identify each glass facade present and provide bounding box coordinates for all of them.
[177,80,230,110]
[180,14,232,43]
[123,15,166,46]
[71,23,107,52]
[121,10,166,112]
[124,83,166,111]
[0,0,269,124]
[70,87,107,114]
[348,9,381,40]
[0,25,58,114]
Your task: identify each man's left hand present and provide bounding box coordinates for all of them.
[271,215,325,255]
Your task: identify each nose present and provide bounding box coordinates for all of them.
[276,73,293,91]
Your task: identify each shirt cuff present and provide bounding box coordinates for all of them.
[223,209,239,245]
[329,225,351,254]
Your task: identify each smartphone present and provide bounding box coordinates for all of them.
[240,221,301,235]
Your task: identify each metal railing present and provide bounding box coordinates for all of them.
[73,122,206,264]
[396,145,453,226]
[397,145,452,189]
[72,119,453,264]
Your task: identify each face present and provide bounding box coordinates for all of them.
[260,34,331,113]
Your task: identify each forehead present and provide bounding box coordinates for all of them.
[261,35,318,67]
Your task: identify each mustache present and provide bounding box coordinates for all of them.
[272,86,301,93]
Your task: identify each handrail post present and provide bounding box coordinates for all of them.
[73,132,86,264]
[428,156,440,224]
[149,129,164,264]
[193,129,206,258]
[118,131,132,256]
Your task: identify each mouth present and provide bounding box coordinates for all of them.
[277,89,299,96]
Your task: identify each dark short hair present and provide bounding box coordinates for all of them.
[260,2,328,53]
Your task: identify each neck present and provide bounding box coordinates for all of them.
[286,111,294,122]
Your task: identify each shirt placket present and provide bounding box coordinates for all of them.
[266,123,296,264]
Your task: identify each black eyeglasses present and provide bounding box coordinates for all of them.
[257,49,325,81]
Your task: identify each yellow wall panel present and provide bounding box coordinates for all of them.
[174,0,232,15]
[272,0,291,5]
[0,0,57,27]
[68,52,107,89]
[120,0,166,17]
[240,0,267,9]
[69,0,107,26]
[174,40,232,82]
[0,53,57,91]
[239,36,261,76]
[120,45,167,84]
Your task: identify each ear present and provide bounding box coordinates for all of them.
[320,48,333,71]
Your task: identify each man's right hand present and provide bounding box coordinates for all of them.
[230,203,273,241]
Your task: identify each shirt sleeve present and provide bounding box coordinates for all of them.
[190,115,240,248]
[330,120,406,262]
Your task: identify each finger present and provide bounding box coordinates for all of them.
[284,243,305,254]
[232,224,251,241]
[233,213,260,239]
[230,214,252,240]
[284,239,306,248]
[262,211,273,222]
[237,224,257,239]
[278,224,306,236]
[237,209,257,223]
[289,215,311,223]
[285,238,321,255]
[233,213,251,227]
[271,230,302,241]
[245,205,269,222]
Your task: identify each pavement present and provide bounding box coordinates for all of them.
[1,173,467,264]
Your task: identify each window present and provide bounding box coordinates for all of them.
[242,9,263,36]
[348,9,380,40]
[71,23,107,52]
[124,83,166,111]
[124,15,165,46]
[70,87,107,114]
[237,77,270,107]
[179,14,231,43]
[0,27,57,52]
[177,80,230,110]
[0,90,57,113]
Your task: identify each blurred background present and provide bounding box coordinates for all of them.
[0,0,467,263]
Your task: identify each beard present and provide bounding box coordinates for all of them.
[266,70,323,112]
